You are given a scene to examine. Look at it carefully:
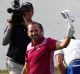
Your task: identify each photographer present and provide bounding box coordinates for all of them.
[2,2,34,74]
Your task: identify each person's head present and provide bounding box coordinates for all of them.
[28,22,44,42]
[20,2,34,21]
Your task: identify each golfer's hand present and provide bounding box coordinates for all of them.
[67,24,75,38]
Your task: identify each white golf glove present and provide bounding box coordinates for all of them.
[67,24,75,38]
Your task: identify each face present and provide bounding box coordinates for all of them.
[23,10,33,21]
[28,23,43,41]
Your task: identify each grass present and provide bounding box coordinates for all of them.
[0,67,59,74]
[0,70,9,74]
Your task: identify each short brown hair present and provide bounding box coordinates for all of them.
[29,22,44,32]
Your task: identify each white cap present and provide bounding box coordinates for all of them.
[61,9,75,23]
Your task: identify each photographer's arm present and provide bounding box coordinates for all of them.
[2,18,13,46]
[2,25,12,46]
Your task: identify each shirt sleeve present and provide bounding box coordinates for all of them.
[54,50,63,56]
[46,38,57,51]
[25,51,29,63]
[2,26,11,45]
[25,43,31,63]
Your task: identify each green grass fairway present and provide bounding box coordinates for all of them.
[0,70,9,74]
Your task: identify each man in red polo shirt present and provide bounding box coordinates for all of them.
[22,21,74,74]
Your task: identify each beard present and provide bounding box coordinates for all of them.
[31,34,40,41]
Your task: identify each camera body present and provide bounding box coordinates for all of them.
[7,0,23,25]
[7,0,20,14]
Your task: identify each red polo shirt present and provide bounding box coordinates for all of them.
[25,36,57,74]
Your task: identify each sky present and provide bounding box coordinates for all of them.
[0,0,80,69]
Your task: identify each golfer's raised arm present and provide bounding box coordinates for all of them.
[56,10,75,50]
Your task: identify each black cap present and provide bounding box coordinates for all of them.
[20,2,33,14]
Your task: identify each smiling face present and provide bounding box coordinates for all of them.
[28,22,43,42]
